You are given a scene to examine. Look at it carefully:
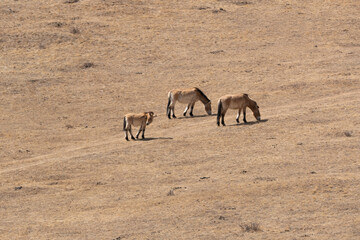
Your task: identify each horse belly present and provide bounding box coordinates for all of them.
[228,101,241,109]
[131,117,145,127]
[177,93,195,104]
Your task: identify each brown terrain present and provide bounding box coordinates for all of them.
[1,0,359,239]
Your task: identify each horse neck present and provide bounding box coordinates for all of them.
[198,92,210,105]
[247,99,256,112]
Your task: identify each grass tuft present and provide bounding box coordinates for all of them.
[240,222,261,232]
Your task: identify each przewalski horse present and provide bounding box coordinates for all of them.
[166,87,212,119]
[217,94,260,126]
[123,112,155,140]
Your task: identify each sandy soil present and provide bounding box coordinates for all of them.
[1,0,359,239]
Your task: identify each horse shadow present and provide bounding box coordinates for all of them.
[177,113,216,120]
[228,118,268,127]
[140,137,173,141]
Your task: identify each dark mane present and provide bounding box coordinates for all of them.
[194,87,210,103]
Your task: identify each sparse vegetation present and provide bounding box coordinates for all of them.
[240,222,261,232]
[64,0,79,3]
[1,0,359,239]
[81,62,94,69]
[71,27,80,34]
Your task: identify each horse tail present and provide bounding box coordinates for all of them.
[167,92,171,116]
[217,99,222,125]
[123,117,126,131]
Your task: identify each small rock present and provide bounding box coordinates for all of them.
[71,27,80,34]
[344,131,352,137]
[81,62,94,69]
[200,176,210,180]
[64,0,79,3]
[210,50,224,54]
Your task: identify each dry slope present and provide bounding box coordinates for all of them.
[1,0,359,239]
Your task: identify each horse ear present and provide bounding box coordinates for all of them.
[243,93,249,98]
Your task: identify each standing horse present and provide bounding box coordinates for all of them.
[123,112,155,140]
[166,87,211,119]
[217,94,260,126]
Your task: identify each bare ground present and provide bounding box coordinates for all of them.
[0,0,359,239]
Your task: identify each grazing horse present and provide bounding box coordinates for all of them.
[217,94,260,126]
[123,112,155,140]
[167,87,212,119]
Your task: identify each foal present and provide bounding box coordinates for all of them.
[123,112,155,140]
[217,94,260,126]
[167,87,211,119]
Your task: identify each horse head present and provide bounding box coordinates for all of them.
[146,111,155,125]
[205,101,212,115]
[251,102,261,121]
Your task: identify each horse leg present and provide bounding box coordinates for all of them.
[183,104,190,116]
[236,109,241,123]
[125,129,129,141]
[129,126,135,140]
[142,127,145,139]
[136,126,142,139]
[243,107,247,123]
[221,114,226,126]
[167,106,171,119]
[168,100,176,119]
[221,110,227,126]
[221,109,228,126]
[171,106,176,118]
[189,102,195,117]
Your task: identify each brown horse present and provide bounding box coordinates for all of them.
[167,87,211,119]
[217,94,260,126]
[123,112,155,140]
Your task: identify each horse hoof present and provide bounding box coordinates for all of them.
[125,138,129,141]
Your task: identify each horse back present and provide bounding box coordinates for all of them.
[220,94,246,109]
[171,88,198,103]
[125,113,147,126]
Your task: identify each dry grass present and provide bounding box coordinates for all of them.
[1,0,359,239]
[240,222,261,232]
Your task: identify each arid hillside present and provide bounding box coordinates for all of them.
[1,0,359,239]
